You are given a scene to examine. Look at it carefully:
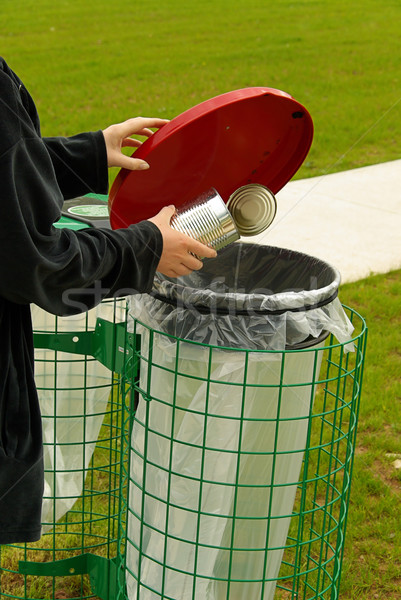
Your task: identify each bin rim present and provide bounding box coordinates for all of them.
[151,243,342,316]
[130,305,366,355]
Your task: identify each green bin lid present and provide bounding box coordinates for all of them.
[55,194,110,230]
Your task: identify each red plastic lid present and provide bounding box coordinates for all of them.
[109,87,313,229]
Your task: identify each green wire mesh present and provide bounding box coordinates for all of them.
[0,298,128,600]
[117,306,367,600]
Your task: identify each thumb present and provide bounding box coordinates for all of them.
[119,155,150,171]
[158,205,176,223]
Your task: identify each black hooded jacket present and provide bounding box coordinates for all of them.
[0,57,162,543]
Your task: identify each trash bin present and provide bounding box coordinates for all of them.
[0,196,130,600]
[117,242,367,600]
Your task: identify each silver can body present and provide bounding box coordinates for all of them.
[170,188,240,253]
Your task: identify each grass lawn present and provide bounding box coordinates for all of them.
[0,0,400,598]
[337,270,401,600]
[1,0,400,182]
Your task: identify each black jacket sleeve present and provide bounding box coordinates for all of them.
[0,58,163,316]
[42,132,109,201]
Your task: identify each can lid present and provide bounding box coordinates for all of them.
[227,184,277,236]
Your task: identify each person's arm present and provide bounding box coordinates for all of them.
[42,131,109,200]
[0,68,163,314]
[0,128,164,314]
[42,116,170,200]
[0,65,215,315]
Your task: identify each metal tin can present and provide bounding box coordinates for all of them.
[170,188,240,254]
[227,183,277,236]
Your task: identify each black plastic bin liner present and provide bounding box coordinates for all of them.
[130,243,353,350]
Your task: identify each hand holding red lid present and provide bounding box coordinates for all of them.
[103,117,169,171]
[148,206,217,278]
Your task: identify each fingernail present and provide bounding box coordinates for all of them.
[139,162,150,170]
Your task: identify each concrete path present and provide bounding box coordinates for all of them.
[250,159,401,283]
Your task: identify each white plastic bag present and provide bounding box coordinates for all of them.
[32,300,125,529]
[126,328,323,600]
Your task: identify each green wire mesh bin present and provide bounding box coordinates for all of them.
[118,306,366,600]
[0,296,129,600]
[116,243,367,600]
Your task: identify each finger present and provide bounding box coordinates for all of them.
[181,253,203,271]
[186,239,217,259]
[158,205,176,222]
[122,138,142,148]
[134,117,170,128]
[160,267,182,278]
[134,127,156,138]
[137,118,170,129]
[117,154,150,171]
[119,118,169,138]
[164,269,180,278]
[176,265,194,276]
